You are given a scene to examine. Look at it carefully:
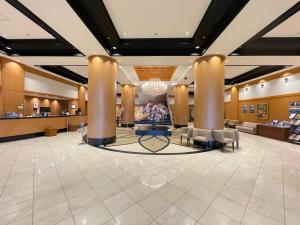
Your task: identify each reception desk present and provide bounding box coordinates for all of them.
[0,115,87,142]
[256,124,290,141]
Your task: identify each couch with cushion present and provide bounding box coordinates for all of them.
[236,122,258,134]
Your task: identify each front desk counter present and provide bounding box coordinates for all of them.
[0,115,87,142]
[256,124,290,141]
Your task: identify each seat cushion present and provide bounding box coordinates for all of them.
[223,137,234,144]
[193,136,207,142]
[181,134,188,138]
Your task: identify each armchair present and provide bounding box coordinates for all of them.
[192,128,213,146]
[213,130,235,152]
[180,127,193,145]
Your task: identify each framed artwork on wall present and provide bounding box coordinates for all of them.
[257,103,268,119]
[249,105,255,113]
[242,104,247,113]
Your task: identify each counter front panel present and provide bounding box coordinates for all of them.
[0,115,87,141]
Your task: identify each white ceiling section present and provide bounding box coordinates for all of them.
[225,66,259,79]
[64,66,88,78]
[1,0,299,87]
[0,1,52,39]
[206,0,300,55]
[18,0,107,56]
[119,66,140,84]
[103,0,211,38]
[264,11,300,37]
[171,66,192,84]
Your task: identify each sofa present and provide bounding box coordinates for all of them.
[236,122,258,134]
[228,120,240,128]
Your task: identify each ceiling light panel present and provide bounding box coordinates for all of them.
[103,0,211,38]
[0,1,53,39]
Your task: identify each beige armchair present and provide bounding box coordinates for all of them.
[192,128,213,145]
[224,128,240,149]
[180,127,193,145]
[213,130,235,152]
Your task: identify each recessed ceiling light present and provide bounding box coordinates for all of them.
[185,32,189,36]
[202,36,206,39]
[107,36,111,39]
[75,53,84,56]
[195,46,200,49]
[230,52,239,56]
[190,53,200,56]
[112,46,117,50]
[6,46,11,50]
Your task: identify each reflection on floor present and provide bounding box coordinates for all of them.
[0,130,299,225]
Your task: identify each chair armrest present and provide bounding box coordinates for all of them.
[213,130,224,142]
[223,130,235,140]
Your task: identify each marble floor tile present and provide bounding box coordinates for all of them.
[68,190,100,215]
[73,202,112,225]
[103,192,135,216]
[199,206,240,225]
[93,180,122,200]
[242,208,283,225]
[174,193,208,220]
[248,195,284,223]
[211,196,246,222]
[188,184,217,204]
[125,183,153,202]
[156,205,196,225]
[33,201,71,225]
[139,193,171,218]
[0,131,299,224]
[157,183,185,204]
[115,204,153,225]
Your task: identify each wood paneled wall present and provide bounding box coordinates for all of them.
[224,87,239,120]
[0,58,25,116]
[68,99,78,115]
[238,93,300,123]
[78,86,86,114]
[24,96,68,116]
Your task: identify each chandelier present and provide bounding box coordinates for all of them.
[141,79,168,97]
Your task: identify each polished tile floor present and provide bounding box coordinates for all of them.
[0,131,300,225]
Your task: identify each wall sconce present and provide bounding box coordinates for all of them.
[260,83,264,88]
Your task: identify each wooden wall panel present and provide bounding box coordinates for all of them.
[238,93,300,123]
[68,99,78,115]
[0,58,24,116]
[24,96,68,116]
[78,86,86,114]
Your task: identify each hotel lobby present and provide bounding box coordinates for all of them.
[0,0,300,225]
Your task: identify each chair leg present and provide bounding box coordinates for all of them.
[232,142,235,152]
